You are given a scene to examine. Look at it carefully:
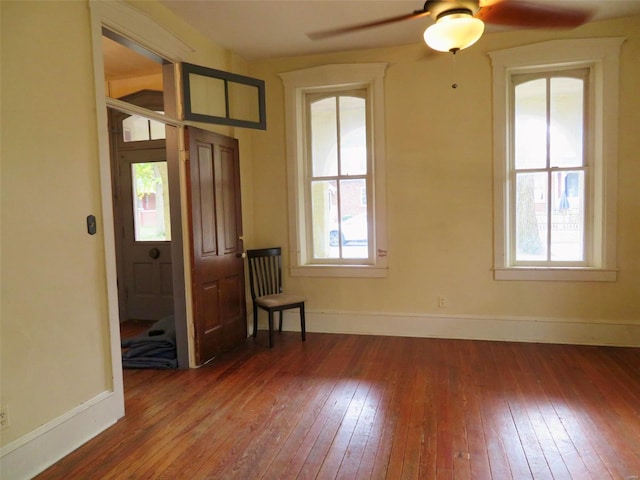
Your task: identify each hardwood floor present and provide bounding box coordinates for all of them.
[36,332,640,479]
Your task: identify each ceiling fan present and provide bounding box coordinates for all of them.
[308,0,592,53]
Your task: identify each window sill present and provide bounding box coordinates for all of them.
[494,267,618,282]
[290,264,388,278]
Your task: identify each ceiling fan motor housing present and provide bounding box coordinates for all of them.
[423,0,481,20]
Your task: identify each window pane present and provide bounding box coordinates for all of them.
[131,162,171,241]
[228,81,261,123]
[123,114,166,142]
[515,172,547,261]
[339,179,368,259]
[189,72,226,118]
[339,96,367,176]
[514,79,547,169]
[551,171,585,260]
[550,77,583,168]
[311,98,338,177]
[311,180,338,259]
[149,114,166,140]
[123,115,151,142]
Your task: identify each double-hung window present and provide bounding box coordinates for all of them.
[511,69,588,265]
[490,38,623,281]
[307,90,370,262]
[280,64,388,277]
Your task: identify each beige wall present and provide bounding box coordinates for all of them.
[1,1,111,446]
[0,0,257,453]
[247,16,640,324]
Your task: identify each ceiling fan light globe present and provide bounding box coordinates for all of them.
[423,13,484,52]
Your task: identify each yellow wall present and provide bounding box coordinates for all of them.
[1,1,111,445]
[0,0,257,451]
[248,16,640,324]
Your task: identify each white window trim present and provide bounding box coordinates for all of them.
[280,63,388,278]
[489,38,624,282]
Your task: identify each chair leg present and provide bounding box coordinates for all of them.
[252,304,258,338]
[268,310,274,348]
[300,304,306,341]
[278,311,283,332]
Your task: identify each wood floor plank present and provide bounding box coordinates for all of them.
[34,332,640,480]
[267,335,366,479]
[507,343,580,479]
[551,346,640,478]
[492,342,554,480]
[315,336,386,480]
[353,336,405,480]
[530,344,618,479]
[217,335,339,479]
[373,338,417,480]
[294,377,363,477]
[489,342,538,479]
[453,340,490,480]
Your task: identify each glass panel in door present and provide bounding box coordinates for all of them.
[131,161,171,241]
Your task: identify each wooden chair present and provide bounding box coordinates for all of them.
[246,247,306,348]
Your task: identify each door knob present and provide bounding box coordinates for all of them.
[149,247,160,259]
[236,252,246,258]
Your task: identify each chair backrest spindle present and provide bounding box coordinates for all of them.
[247,247,284,300]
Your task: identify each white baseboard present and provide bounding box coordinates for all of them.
[266,310,640,347]
[0,390,124,480]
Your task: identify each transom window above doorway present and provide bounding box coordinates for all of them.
[122,113,166,142]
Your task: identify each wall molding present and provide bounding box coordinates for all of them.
[0,391,120,480]
[267,309,640,347]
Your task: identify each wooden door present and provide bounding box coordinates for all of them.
[187,127,246,365]
[109,98,174,323]
[118,147,174,320]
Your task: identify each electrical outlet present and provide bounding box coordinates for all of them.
[0,405,9,431]
[438,296,448,308]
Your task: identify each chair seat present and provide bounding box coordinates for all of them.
[256,293,305,309]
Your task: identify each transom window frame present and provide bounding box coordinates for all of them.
[280,63,389,278]
[489,38,624,282]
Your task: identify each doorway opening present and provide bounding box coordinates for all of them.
[109,92,172,321]
[102,28,189,369]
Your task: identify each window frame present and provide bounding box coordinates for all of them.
[280,63,388,278]
[489,38,624,282]
[181,62,267,130]
[305,89,372,265]
[509,68,590,267]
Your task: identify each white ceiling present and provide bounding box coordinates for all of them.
[159,0,640,61]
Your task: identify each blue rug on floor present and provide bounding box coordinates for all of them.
[121,316,177,369]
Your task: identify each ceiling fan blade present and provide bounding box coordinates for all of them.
[476,1,592,28]
[308,10,431,40]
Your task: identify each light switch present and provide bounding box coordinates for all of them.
[87,215,97,235]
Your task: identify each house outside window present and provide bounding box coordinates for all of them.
[280,64,388,277]
[490,38,623,281]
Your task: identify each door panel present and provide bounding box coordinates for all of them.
[188,127,246,365]
[220,145,240,254]
[119,148,173,320]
